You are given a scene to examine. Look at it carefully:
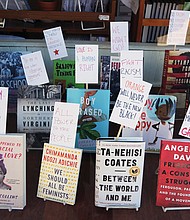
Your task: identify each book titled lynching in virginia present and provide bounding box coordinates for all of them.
[67,89,110,152]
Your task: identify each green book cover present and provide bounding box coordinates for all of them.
[53,60,84,100]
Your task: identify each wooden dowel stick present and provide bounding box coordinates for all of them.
[116,125,124,140]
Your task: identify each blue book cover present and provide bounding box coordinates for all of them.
[67,88,110,152]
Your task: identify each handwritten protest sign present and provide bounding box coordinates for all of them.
[109,78,152,129]
[43,26,68,60]
[21,51,49,85]
[110,22,129,53]
[75,45,98,84]
[120,50,143,87]
[0,87,8,134]
[49,102,79,148]
[37,143,82,205]
[167,10,189,46]
[95,138,145,208]
[179,105,190,138]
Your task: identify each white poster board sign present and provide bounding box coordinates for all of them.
[167,10,189,45]
[109,78,152,129]
[110,22,129,53]
[43,26,68,60]
[0,87,8,134]
[179,105,190,138]
[75,45,99,84]
[49,102,79,148]
[120,50,143,87]
[95,138,145,209]
[21,51,49,85]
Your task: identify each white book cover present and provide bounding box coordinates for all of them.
[0,133,26,210]
[37,143,82,205]
[0,87,8,134]
[95,138,145,209]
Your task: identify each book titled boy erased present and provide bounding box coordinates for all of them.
[122,95,177,153]
[0,134,26,210]
[67,89,110,152]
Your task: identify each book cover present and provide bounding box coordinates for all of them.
[110,56,120,102]
[37,143,82,205]
[95,138,145,208]
[67,88,110,152]
[53,60,84,101]
[100,55,110,90]
[0,87,8,134]
[122,95,177,153]
[0,133,26,210]
[156,139,190,207]
[161,50,190,93]
[17,85,61,150]
[0,51,27,113]
[161,50,190,116]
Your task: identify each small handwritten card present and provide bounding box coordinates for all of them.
[167,10,189,45]
[75,45,98,84]
[109,78,152,129]
[120,50,143,87]
[43,26,68,60]
[21,51,49,85]
[0,87,8,134]
[179,105,190,138]
[50,102,79,148]
[110,22,129,53]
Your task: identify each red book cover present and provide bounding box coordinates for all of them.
[156,139,190,207]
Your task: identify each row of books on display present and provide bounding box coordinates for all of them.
[1,134,190,210]
[142,0,184,43]
[1,49,190,152]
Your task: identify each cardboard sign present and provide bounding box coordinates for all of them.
[37,143,82,205]
[120,50,143,87]
[110,22,129,53]
[95,138,145,208]
[179,105,190,138]
[156,139,190,207]
[49,102,79,148]
[167,10,189,46]
[75,45,99,84]
[21,51,49,85]
[43,26,68,60]
[0,87,8,134]
[109,78,152,129]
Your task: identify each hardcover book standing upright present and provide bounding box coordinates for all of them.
[156,139,190,208]
[95,138,145,209]
[17,85,61,150]
[53,60,84,101]
[161,50,190,116]
[0,133,26,210]
[122,95,177,153]
[67,89,110,152]
[37,143,82,205]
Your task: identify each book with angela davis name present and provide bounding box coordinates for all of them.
[37,143,82,205]
[17,85,61,150]
[156,139,190,208]
[95,137,145,209]
[67,88,110,152]
[0,133,26,210]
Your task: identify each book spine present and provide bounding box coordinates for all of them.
[95,140,101,206]
[161,50,169,94]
